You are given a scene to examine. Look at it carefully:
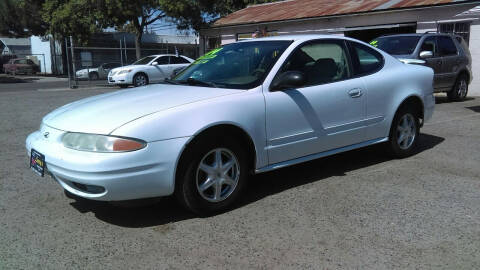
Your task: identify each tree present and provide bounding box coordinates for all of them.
[100,0,166,60]
[0,0,47,37]
[160,0,278,32]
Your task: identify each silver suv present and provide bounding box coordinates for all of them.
[372,33,472,101]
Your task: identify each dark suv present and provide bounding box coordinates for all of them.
[371,33,472,101]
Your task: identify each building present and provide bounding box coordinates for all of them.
[200,0,480,92]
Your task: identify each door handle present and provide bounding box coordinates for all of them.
[348,88,363,98]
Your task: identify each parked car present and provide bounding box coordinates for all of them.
[3,58,40,75]
[0,54,17,73]
[76,62,121,80]
[371,33,471,101]
[26,35,434,215]
[108,54,194,88]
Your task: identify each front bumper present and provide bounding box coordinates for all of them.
[108,73,133,85]
[26,126,189,201]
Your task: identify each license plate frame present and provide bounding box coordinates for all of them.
[30,149,45,177]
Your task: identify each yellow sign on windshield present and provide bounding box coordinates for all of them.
[194,47,223,64]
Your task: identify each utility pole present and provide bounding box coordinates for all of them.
[69,36,78,88]
[65,37,72,89]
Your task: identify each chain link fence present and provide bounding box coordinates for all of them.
[65,36,198,88]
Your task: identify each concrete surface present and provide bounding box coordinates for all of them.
[0,88,479,269]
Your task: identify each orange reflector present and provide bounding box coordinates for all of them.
[113,139,144,151]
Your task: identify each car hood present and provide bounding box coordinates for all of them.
[42,85,241,135]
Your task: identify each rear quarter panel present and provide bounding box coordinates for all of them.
[363,54,434,140]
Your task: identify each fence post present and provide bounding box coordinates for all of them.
[65,37,72,89]
[69,36,78,88]
[120,40,123,66]
[124,37,127,65]
[42,54,46,75]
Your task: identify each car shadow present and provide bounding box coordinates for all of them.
[0,75,40,83]
[69,133,444,228]
[435,95,475,104]
[465,105,480,113]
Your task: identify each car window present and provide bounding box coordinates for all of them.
[156,56,169,65]
[349,42,384,77]
[372,36,421,55]
[420,36,437,56]
[18,59,28,64]
[14,60,20,64]
[437,36,457,56]
[279,40,350,87]
[132,56,157,65]
[27,60,35,65]
[171,56,190,64]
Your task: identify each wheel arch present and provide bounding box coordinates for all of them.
[390,94,425,130]
[174,123,258,187]
[133,71,149,84]
[457,69,470,84]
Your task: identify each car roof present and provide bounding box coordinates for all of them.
[239,34,347,43]
[377,33,457,39]
[146,54,188,57]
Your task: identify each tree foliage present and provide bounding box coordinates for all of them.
[0,0,48,37]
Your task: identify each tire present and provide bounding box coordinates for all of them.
[387,106,420,158]
[133,73,148,87]
[447,74,468,102]
[175,136,249,215]
[89,72,99,80]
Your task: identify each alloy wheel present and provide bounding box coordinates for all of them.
[135,75,147,86]
[457,79,467,99]
[396,113,416,150]
[196,148,240,203]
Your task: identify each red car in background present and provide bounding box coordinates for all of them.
[3,58,40,75]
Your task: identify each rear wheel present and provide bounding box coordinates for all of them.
[89,72,99,80]
[447,74,468,101]
[387,107,420,158]
[133,73,148,87]
[175,137,248,215]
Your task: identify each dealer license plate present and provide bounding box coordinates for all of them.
[30,149,45,177]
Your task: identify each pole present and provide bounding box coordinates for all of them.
[69,36,78,88]
[120,40,123,66]
[42,54,46,75]
[65,37,72,89]
[124,37,128,64]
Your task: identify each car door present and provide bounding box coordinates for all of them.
[420,36,443,90]
[437,35,460,89]
[264,39,367,164]
[147,56,170,82]
[171,56,191,70]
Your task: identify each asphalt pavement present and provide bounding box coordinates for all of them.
[0,87,479,269]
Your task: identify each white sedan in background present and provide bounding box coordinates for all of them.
[26,35,434,215]
[108,54,194,88]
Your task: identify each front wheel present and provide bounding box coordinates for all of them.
[133,73,148,87]
[447,74,468,101]
[387,108,420,158]
[175,138,249,215]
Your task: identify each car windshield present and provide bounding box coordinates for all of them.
[133,56,156,65]
[172,40,293,89]
[371,36,421,55]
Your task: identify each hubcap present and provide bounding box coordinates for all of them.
[135,75,147,86]
[457,79,467,98]
[397,113,416,150]
[196,148,240,203]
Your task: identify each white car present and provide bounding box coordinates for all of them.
[26,35,434,215]
[108,54,193,87]
[76,62,121,80]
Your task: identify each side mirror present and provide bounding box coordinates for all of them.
[419,51,433,59]
[152,61,159,66]
[270,71,306,91]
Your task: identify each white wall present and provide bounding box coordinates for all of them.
[468,24,480,96]
[30,36,52,74]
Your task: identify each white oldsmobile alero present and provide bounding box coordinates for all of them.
[26,35,435,215]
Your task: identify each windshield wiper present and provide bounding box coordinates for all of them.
[163,78,182,85]
[183,78,218,88]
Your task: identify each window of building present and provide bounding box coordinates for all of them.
[439,22,471,45]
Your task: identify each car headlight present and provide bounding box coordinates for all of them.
[62,133,146,152]
[118,69,132,74]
